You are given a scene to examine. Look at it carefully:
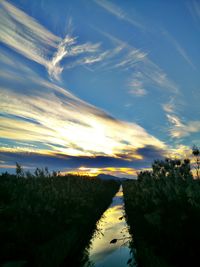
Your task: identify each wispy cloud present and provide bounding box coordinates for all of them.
[47,33,101,80]
[129,79,147,97]
[63,50,110,71]
[162,101,176,113]
[162,30,196,70]
[140,59,180,94]
[167,144,192,159]
[167,114,200,138]
[187,0,200,22]
[0,1,59,67]
[98,31,180,97]
[0,49,165,160]
[94,0,145,30]
[0,1,104,81]
[167,114,184,128]
[1,0,198,177]
[114,49,147,69]
[47,35,76,80]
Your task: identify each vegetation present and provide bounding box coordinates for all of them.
[192,145,200,178]
[1,147,200,267]
[0,165,119,267]
[123,151,200,267]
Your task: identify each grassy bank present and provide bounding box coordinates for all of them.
[123,158,200,267]
[0,170,119,266]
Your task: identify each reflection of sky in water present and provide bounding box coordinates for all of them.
[83,186,136,267]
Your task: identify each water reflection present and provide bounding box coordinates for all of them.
[82,186,136,267]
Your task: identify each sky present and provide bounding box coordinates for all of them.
[0,0,200,178]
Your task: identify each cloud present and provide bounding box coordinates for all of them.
[140,59,180,94]
[1,144,194,177]
[64,50,114,70]
[162,30,196,70]
[47,35,76,80]
[129,87,147,97]
[0,0,59,67]
[187,0,200,22]
[0,145,164,177]
[167,144,192,159]
[0,1,104,81]
[0,0,176,164]
[128,76,147,97]
[136,145,165,160]
[0,49,165,162]
[94,0,145,30]
[167,114,200,138]
[2,1,183,177]
[162,99,176,113]
[47,34,101,80]
[97,31,180,96]
[114,49,147,69]
[0,152,130,170]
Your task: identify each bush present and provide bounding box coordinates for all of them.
[123,158,200,267]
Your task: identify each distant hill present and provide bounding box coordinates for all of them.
[96,173,130,182]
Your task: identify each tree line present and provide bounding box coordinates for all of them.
[123,146,200,267]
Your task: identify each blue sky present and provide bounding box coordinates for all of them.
[0,0,200,177]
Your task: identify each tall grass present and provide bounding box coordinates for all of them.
[0,170,119,266]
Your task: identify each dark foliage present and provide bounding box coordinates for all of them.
[123,158,200,267]
[0,168,119,266]
[192,145,200,178]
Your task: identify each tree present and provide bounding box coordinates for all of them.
[146,158,191,181]
[16,162,24,178]
[192,145,200,179]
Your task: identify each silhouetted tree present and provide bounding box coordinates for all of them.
[192,145,200,178]
[138,158,192,182]
[25,170,33,178]
[16,162,24,178]
[123,150,200,267]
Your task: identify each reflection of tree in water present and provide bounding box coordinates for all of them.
[80,248,94,267]
[80,214,106,267]
[109,235,137,267]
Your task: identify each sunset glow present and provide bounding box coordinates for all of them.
[1,0,200,177]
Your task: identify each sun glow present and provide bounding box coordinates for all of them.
[61,166,138,178]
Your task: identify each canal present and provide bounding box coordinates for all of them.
[82,185,136,267]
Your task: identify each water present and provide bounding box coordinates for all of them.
[82,186,136,267]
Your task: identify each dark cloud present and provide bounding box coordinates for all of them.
[0,152,132,171]
[0,144,165,174]
[136,145,165,160]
